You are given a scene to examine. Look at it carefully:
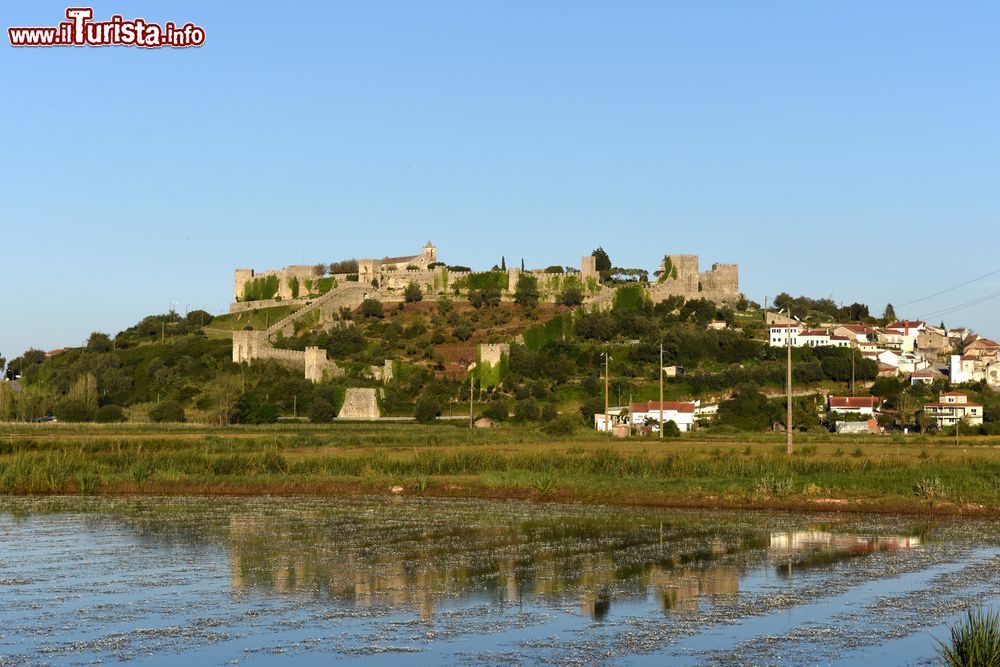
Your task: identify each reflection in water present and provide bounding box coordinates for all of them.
[769,531,922,577]
[214,504,925,619]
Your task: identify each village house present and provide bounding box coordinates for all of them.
[829,396,882,416]
[628,400,697,433]
[909,367,947,385]
[923,391,983,428]
[769,324,802,347]
[832,324,876,344]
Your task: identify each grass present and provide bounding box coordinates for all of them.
[2,423,1000,513]
[937,608,1000,667]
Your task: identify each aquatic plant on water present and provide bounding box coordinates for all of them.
[937,607,1000,667]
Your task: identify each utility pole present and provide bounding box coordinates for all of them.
[602,351,610,435]
[850,348,856,395]
[468,361,477,429]
[659,339,664,439]
[786,324,793,456]
[161,321,165,344]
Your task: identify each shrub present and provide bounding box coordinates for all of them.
[542,414,578,436]
[514,275,540,308]
[149,400,185,423]
[661,419,681,437]
[53,399,93,422]
[415,394,440,423]
[404,282,423,303]
[360,299,384,319]
[94,404,126,423]
[559,286,584,307]
[937,608,1000,667]
[308,398,336,423]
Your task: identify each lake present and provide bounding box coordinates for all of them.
[1,496,998,665]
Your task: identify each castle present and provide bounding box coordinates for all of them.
[232,243,739,313]
[230,243,740,384]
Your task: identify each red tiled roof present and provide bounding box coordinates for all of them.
[887,321,925,329]
[798,330,829,337]
[940,391,967,397]
[630,401,696,413]
[829,396,881,409]
[839,324,875,334]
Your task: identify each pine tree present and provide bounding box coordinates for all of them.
[501,256,506,271]
[521,258,525,271]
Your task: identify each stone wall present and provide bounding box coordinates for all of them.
[337,388,380,420]
[647,255,739,305]
[479,343,510,367]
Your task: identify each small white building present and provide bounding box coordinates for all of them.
[628,400,697,432]
[769,324,803,347]
[594,407,629,432]
[829,396,882,416]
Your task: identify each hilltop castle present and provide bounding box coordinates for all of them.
[230,243,740,385]
[232,242,739,313]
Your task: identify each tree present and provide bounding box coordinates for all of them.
[234,391,279,424]
[53,398,93,422]
[718,385,777,431]
[883,303,897,322]
[308,398,336,423]
[591,247,612,273]
[661,419,682,437]
[185,309,214,326]
[514,274,540,308]
[149,400,185,423]
[86,332,112,353]
[404,282,423,303]
[501,256,506,271]
[559,285,584,307]
[95,404,126,423]
[415,393,440,423]
[360,298,384,319]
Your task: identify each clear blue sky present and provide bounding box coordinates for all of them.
[2,1,999,359]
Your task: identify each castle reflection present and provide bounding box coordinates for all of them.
[217,509,924,620]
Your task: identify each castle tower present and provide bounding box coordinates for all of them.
[422,241,437,263]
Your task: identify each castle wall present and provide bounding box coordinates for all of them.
[479,343,510,367]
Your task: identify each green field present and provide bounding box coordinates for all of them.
[2,422,999,514]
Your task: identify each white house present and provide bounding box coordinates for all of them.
[797,330,831,347]
[829,396,882,416]
[923,392,983,427]
[594,407,628,432]
[769,324,803,347]
[628,400,697,432]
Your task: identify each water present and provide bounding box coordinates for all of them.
[1,497,998,665]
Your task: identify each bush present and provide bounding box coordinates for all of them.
[149,400,185,423]
[234,392,279,424]
[94,404,126,423]
[661,419,682,437]
[937,608,1000,667]
[360,298,384,319]
[514,399,540,422]
[404,282,423,303]
[308,398,336,423]
[542,414,578,436]
[53,399,93,422]
[415,394,441,423]
[514,275,540,308]
[559,286,584,307]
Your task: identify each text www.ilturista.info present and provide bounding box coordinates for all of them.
[9,8,205,48]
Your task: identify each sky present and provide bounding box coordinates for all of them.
[2,1,999,360]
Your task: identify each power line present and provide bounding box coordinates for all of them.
[918,288,1000,320]
[898,267,1000,307]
